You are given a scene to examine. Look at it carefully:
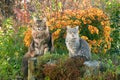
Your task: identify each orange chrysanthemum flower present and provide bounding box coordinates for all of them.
[24,28,32,47]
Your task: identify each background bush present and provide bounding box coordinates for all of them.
[105,0,120,55]
[24,0,113,54]
[47,7,112,54]
[0,18,27,79]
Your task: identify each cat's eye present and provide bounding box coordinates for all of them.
[36,20,42,23]
[36,24,39,26]
[38,27,46,30]
[38,27,43,30]
[73,31,76,33]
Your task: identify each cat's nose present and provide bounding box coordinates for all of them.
[38,27,42,30]
[38,28,41,30]
[72,34,74,37]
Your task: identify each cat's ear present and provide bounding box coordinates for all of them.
[76,26,79,30]
[67,26,70,29]
[46,25,49,32]
[33,17,37,22]
[43,17,47,22]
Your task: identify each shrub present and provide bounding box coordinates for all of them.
[105,0,120,55]
[34,53,120,80]
[35,54,85,80]
[47,8,112,54]
[0,18,27,79]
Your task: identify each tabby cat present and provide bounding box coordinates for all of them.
[21,17,54,79]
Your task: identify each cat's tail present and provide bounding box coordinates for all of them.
[21,51,35,79]
[21,52,30,79]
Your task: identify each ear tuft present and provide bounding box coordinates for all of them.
[67,26,71,29]
[76,26,79,30]
[43,17,47,22]
[33,17,37,22]
[46,26,49,32]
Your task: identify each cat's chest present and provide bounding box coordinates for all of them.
[33,31,49,39]
[32,31,50,47]
[66,39,79,47]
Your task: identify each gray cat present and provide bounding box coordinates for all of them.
[65,26,91,60]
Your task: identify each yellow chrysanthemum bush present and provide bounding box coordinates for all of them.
[47,8,112,54]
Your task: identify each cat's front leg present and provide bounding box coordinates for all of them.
[34,48,40,56]
[39,47,44,56]
[50,35,55,53]
[69,52,73,57]
[43,44,50,54]
[44,48,49,54]
[39,44,49,55]
[69,51,76,58]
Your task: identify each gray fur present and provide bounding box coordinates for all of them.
[65,26,91,60]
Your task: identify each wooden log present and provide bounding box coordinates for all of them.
[28,58,36,80]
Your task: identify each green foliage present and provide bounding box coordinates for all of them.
[54,29,68,54]
[92,53,120,73]
[83,53,120,80]
[0,18,27,79]
[105,0,120,55]
[37,53,68,66]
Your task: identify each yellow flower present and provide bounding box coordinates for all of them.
[66,20,73,25]
[64,9,72,15]
[62,15,69,20]
[88,25,99,34]
[81,36,88,40]
[101,21,110,26]
[76,14,82,19]
[46,21,51,27]
[104,26,111,31]
[52,29,61,40]
[96,9,103,16]
[104,49,107,53]
[93,40,97,44]
[97,40,102,46]
[73,20,81,25]
[50,26,54,31]
[50,18,55,23]
[89,40,97,46]
[82,17,87,24]
[88,13,95,20]
[93,48,98,53]
[61,21,67,27]
[24,28,32,47]
[86,19,92,24]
